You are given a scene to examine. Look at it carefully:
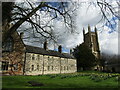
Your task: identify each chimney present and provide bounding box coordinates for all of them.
[70,49,72,55]
[83,27,85,35]
[83,28,85,42]
[58,45,62,53]
[44,41,47,50]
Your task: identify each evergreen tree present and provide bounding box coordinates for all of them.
[73,43,97,70]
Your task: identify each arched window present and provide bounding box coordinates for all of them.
[3,37,13,52]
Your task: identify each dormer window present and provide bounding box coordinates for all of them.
[2,37,13,52]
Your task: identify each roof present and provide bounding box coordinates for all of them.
[25,45,75,59]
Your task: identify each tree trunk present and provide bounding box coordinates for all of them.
[2,2,45,42]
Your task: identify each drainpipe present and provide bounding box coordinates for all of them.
[23,52,26,75]
[42,55,44,75]
[60,57,61,74]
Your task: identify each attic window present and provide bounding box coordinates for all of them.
[2,37,13,52]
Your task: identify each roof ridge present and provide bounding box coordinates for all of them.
[25,45,75,59]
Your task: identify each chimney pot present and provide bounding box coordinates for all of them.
[58,45,62,53]
[44,41,47,50]
[70,49,72,55]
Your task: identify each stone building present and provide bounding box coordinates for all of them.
[82,25,101,70]
[1,31,77,75]
[104,56,120,73]
[83,25,100,59]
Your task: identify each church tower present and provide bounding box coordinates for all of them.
[83,25,100,59]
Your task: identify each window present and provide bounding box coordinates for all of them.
[61,66,63,71]
[64,66,66,70]
[2,37,13,52]
[13,64,18,70]
[48,66,50,71]
[38,55,40,60]
[31,65,34,71]
[2,61,9,70]
[67,66,69,70]
[71,65,74,67]
[37,65,39,70]
[52,66,53,71]
[32,54,35,60]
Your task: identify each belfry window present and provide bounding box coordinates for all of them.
[2,37,13,52]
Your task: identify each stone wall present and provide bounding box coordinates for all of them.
[24,53,77,75]
[2,32,25,75]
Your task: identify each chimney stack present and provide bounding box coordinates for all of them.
[58,45,62,53]
[83,28,85,42]
[44,41,47,50]
[70,49,72,55]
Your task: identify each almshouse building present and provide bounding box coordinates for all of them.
[1,29,77,75]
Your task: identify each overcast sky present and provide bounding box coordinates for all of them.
[17,0,119,55]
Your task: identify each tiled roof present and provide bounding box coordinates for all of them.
[25,45,75,59]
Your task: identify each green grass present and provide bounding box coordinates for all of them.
[2,71,120,88]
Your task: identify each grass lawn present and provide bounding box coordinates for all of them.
[2,71,120,89]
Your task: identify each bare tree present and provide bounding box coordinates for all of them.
[2,1,78,44]
[2,0,119,43]
[96,0,119,28]
[2,1,79,75]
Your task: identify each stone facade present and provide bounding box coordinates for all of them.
[2,31,25,75]
[82,26,101,70]
[24,53,76,75]
[83,25,100,59]
[104,59,120,73]
[2,31,77,75]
